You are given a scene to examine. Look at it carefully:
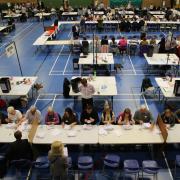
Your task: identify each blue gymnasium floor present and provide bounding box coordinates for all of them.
[0,19,180,180]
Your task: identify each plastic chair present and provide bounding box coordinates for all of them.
[142,160,159,180]
[174,155,180,179]
[33,156,50,179]
[123,159,140,180]
[103,154,120,169]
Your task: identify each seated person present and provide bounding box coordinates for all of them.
[109,37,118,54]
[150,36,157,45]
[80,104,99,125]
[61,107,78,128]
[161,109,177,128]
[0,112,7,124]
[6,130,33,161]
[140,37,149,45]
[101,101,115,125]
[133,105,154,128]
[82,37,89,55]
[118,36,127,54]
[25,106,41,124]
[101,35,109,53]
[5,106,24,126]
[175,109,180,123]
[45,106,60,125]
[117,108,135,125]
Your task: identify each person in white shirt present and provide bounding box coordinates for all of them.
[79,78,95,110]
[6,106,24,126]
[25,106,41,124]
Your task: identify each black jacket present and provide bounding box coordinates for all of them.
[6,139,33,161]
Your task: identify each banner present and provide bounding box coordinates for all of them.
[110,0,142,7]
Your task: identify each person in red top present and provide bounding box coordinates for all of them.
[45,106,60,125]
[118,37,127,55]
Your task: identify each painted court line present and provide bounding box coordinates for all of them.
[51,94,57,107]
[63,52,72,75]
[49,45,64,75]
[142,94,149,110]
[128,55,136,75]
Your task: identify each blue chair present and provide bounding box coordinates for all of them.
[174,155,180,179]
[10,159,32,179]
[78,156,93,179]
[142,160,159,180]
[123,159,140,180]
[103,154,120,169]
[33,156,50,179]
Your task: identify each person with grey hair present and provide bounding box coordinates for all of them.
[133,105,155,127]
[25,106,41,124]
[5,106,24,125]
[45,106,60,125]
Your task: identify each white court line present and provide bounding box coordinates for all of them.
[128,55,136,75]
[162,151,174,180]
[34,94,41,106]
[63,52,72,75]
[51,94,57,107]
[49,45,64,75]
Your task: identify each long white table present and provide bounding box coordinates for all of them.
[0,124,30,143]
[4,14,22,18]
[33,125,99,144]
[149,11,165,15]
[0,76,37,96]
[62,12,78,16]
[118,11,134,15]
[166,124,180,143]
[155,77,180,101]
[35,12,52,17]
[98,125,163,144]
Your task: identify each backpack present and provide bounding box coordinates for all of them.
[71,77,82,93]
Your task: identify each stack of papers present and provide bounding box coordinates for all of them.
[83,124,93,130]
[104,124,114,131]
[122,125,133,130]
[6,123,16,129]
[99,128,108,135]
[51,129,61,136]
[67,131,77,137]
[36,132,45,138]
[143,123,151,129]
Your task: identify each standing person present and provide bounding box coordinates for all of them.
[97,15,103,32]
[79,78,95,110]
[82,37,89,55]
[72,24,79,39]
[48,141,68,180]
[6,130,33,161]
[80,16,86,34]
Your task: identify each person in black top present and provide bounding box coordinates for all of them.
[161,109,178,128]
[61,107,78,128]
[80,105,99,125]
[6,131,33,161]
[175,109,180,123]
[82,37,89,55]
[0,112,7,124]
[101,35,109,46]
[72,24,79,39]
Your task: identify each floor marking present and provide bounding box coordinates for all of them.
[162,151,174,180]
[34,94,41,106]
[63,52,72,75]
[142,94,149,110]
[49,45,64,75]
[51,94,57,107]
[128,55,136,75]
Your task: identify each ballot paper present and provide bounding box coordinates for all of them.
[143,123,151,129]
[67,130,77,137]
[64,125,71,130]
[36,132,45,139]
[104,124,114,131]
[114,130,123,137]
[122,125,133,130]
[99,128,108,135]
[6,123,16,129]
[51,129,61,136]
[83,124,93,130]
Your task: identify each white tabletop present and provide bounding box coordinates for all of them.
[166,124,180,143]
[78,53,114,65]
[4,14,22,18]
[118,11,134,15]
[0,76,37,96]
[155,77,180,98]
[0,124,30,143]
[62,12,78,16]
[153,15,165,19]
[144,53,179,65]
[98,125,164,144]
[33,125,99,144]
[69,76,117,96]
[0,26,7,32]
[149,11,165,15]
[35,12,51,17]
[94,11,104,15]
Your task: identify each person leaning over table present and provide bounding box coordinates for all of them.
[25,105,41,124]
[117,108,135,125]
[61,107,78,128]
[101,101,115,125]
[45,106,60,125]
[161,109,178,128]
[48,141,68,180]
[5,106,24,126]
[80,104,99,125]
[175,109,180,123]
[79,78,95,110]
[133,105,155,129]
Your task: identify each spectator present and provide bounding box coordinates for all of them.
[79,78,95,110]
[45,106,60,125]
[25,105,41,124]
[117,108,135,125]
[61,107,78,127]
[6,130,33,161]
[48,141,68,180]
[80,104,99,125]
